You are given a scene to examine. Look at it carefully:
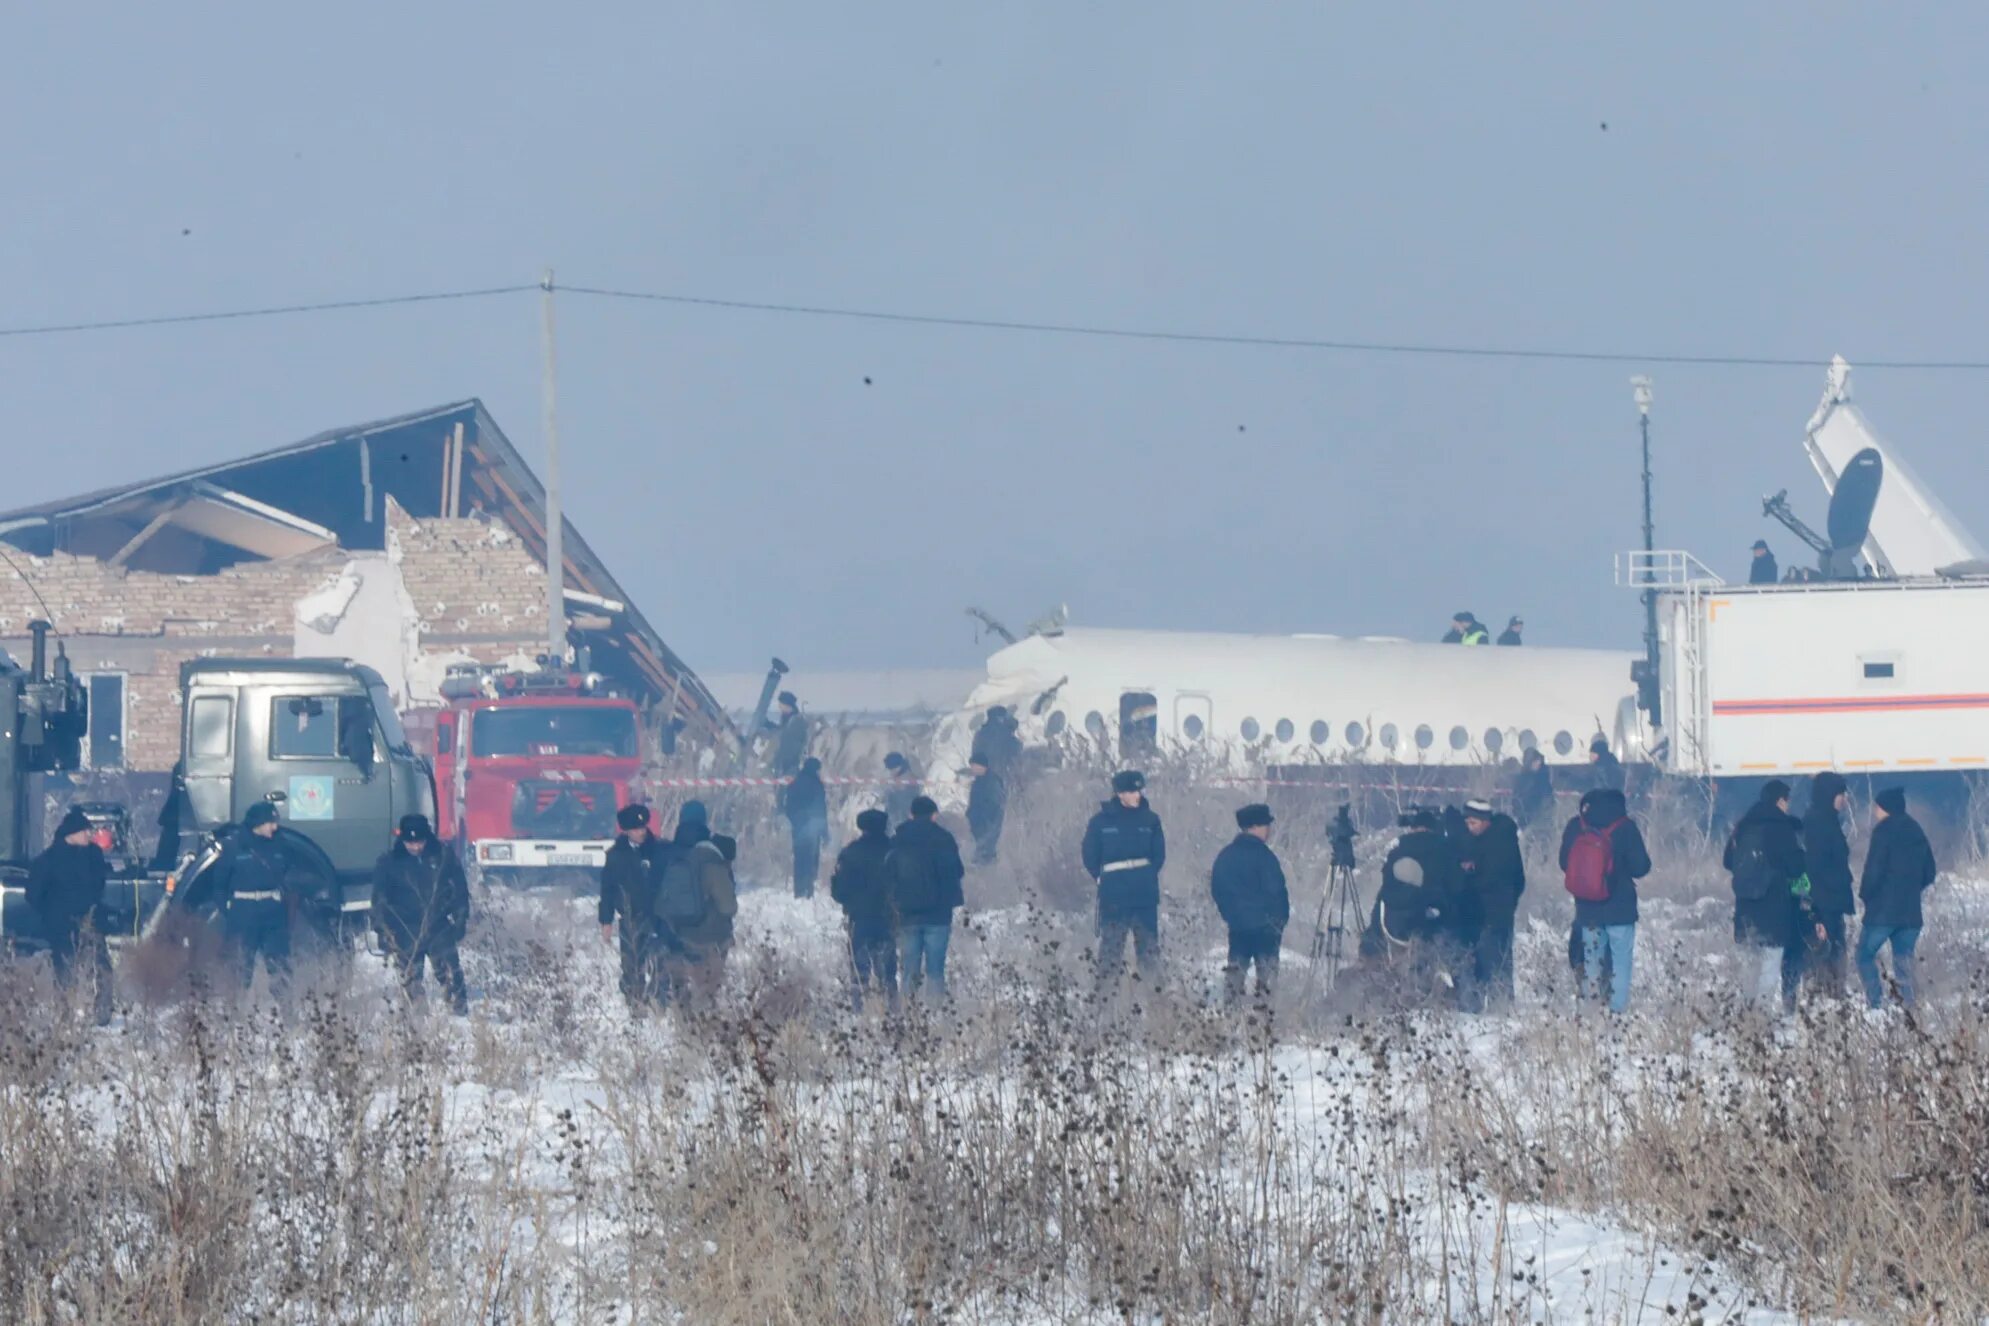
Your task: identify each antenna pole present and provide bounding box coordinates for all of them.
[1632,376,1660,727]
[540,268,567,667]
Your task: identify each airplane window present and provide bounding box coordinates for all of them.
[1345,721,1365,746]
[1553,730,1574,756]
[1449,725,1470,751]
[1182,713,1205,740]
[1379,723,1398,749]
[1240,717,1261,741]
[1310,720,1329,746]
[1414,724,1434,750]
[1275,718,1295,743]
[1084,711,1107,740]
[1483,728,1504,753]
[1518,729,1538,752]
[1045,711,1067,737]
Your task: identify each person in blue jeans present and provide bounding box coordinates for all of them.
[1559,787,1652,1014]
[885,796,966,1002]
[1855,787,1937,1009]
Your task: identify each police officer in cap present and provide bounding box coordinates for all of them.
[1082,770,1167,990]
[214,800,299,996]
[599,803,670,1012]
[1209,803,1290,1005]
[26,806,114,1024]
[370,813,472,1014]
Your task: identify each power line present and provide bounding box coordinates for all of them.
[559,282,1989,372]
[0,284,536,338]
[4,274,1989,371]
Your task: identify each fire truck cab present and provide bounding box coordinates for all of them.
[430,666,643,884]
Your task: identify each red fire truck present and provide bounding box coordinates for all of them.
[423,667,645,884]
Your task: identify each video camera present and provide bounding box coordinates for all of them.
[1329,803,1356,869]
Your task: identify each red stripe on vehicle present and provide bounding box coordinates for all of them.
[1713,693,1989,715]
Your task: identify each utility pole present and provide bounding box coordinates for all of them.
[1632,375,1660,726]
[539,268,568,668]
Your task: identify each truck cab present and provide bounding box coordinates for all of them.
[178,658,435,919]
[430,667,642,884]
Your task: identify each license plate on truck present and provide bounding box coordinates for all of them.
[547,853,593,866]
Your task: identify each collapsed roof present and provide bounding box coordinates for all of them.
[0,400,729,741]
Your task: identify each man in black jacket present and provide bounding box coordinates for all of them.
[1561,787,1651,1013]
[1749,539,1779,585]
[599,804,670,1012]
[965,756,1006,865]
[1458,799,1526,1008]
[971,706,1023,775]
[1724,780,1818,1012]
[1082,770,1167,992]
[782,757,829,898]
[1209,803,1289,1004]
[27,806,113,1025]
[1587,738,1625,793]
[371,814,471,1014]
[831,809,899,1010]
[887,797,966,1002]
[213,801,301,996]
[1856,787,1937,1009]
[1510,749,1554,830]
[770,691,809,776]
[1497,616,1524,647]
[1801,772,1855,996]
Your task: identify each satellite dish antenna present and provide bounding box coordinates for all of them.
[1823,447,1883,578]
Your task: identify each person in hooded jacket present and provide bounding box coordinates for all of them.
[656,802,738,1007]
[599,804,671,1012]
[1458,799,1526,1008]
[971,705,1024,775]
[1082,770,1167,991]
[1723,780,1819,1012]
[782,757,829,898]
[1856,787,1937,1009]
[1359,809,1461,1001]
[1560,787,1651,1013]
[27,806,113,1024]
[882,751,921,826]
[1587,738,1625,793]
[1510,749,1554,830]
[831,808,899,1010]
[887,796,966,1001]
[965,756,1006,865]
[1209,803,1289,1004]
[1801,772,1855,997]
[371,814,471,1014]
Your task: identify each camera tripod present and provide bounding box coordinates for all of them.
[1302,852,1368,1003]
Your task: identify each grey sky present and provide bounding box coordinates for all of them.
[6,5,1987,676]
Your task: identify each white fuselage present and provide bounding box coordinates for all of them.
[933,627,1642,774]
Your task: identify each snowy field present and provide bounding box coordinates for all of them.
[4,786,1987,1324]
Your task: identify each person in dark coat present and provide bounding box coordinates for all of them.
[965,756,1006,865]
[1458,799,1526,1008]
[1801,772,1855,997]
[971,705,1024,775]
[1560,787,1651,1013]
[770,692,809,777]
[1497,616,1524,646]
[27,807,113,1025]
[782,757,830,898]
[1723,780,1819,1012]
[370,814,471,1014]
[1356,809,1460,1004]
[1209,803,1289,1004]
[831,809,899,1010]
[1511,748,1554,829]
[1749,539,1779,585]
[1856,787,1937,1008]
[152,761,191,871]
[886,797,966,1001]
[882,751,921,826]
[599,804,670,1012]
[213,801,299,996]
[661,813,739,1007]
[1082,770,1167,992]
[1587,738,1624,793]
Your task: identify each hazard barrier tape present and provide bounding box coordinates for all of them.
[638,773,1573,798]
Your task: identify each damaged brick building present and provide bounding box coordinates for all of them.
[0,401,726,786]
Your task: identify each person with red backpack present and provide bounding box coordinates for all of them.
[1559,787,1651,1013]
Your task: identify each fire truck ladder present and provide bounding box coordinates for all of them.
[1616,550,1722,777]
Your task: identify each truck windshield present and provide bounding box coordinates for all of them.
[472,706,638,758]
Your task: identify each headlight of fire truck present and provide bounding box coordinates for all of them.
[484,843,514,862]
